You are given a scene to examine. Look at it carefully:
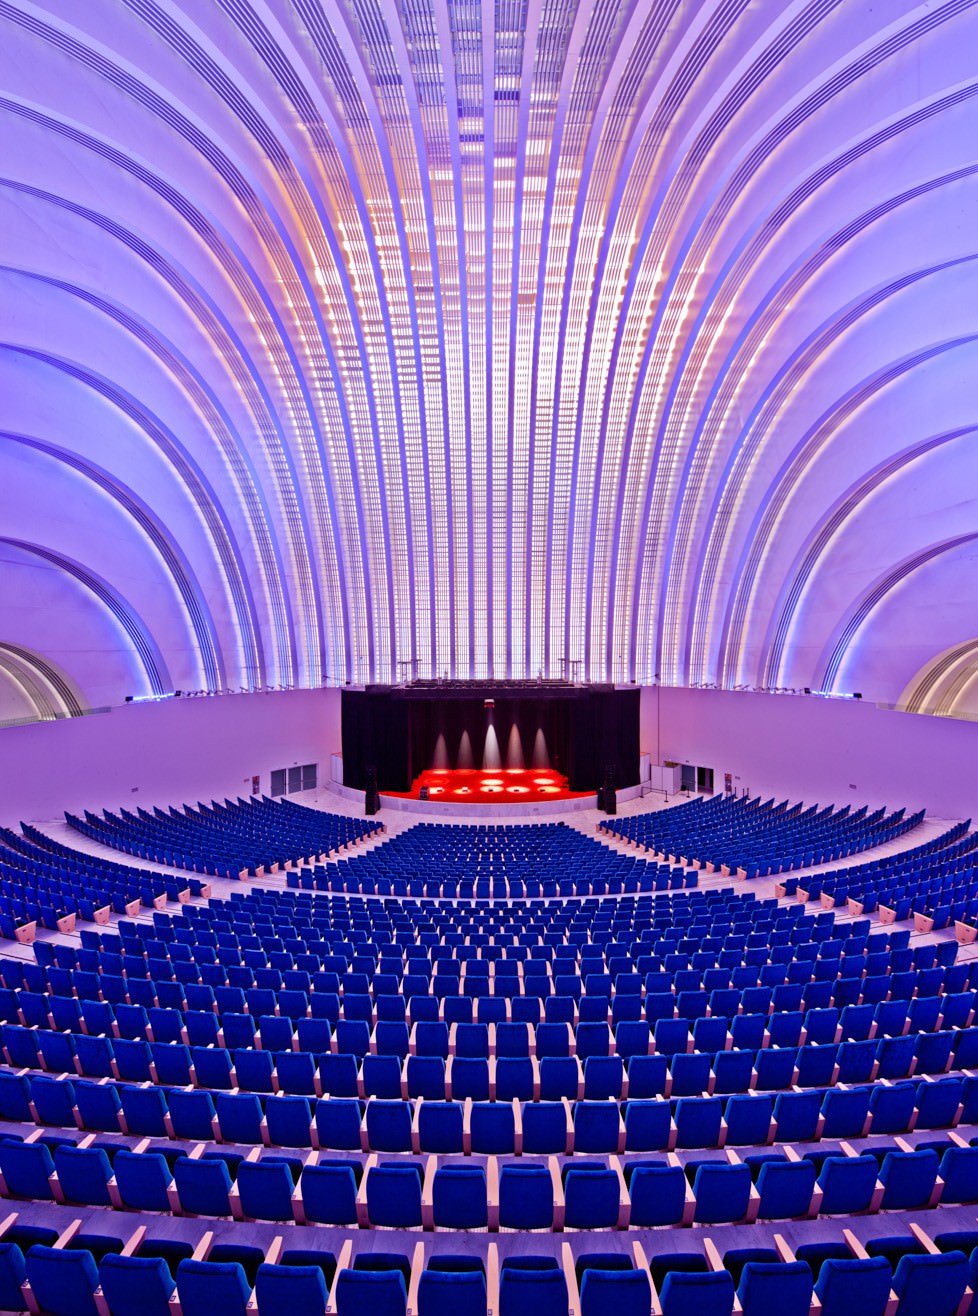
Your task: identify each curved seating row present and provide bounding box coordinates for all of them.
[67,796,382,878]
[598,794,923,876]
[3,1214,976,1316]
[3,1131,978,1228]
[1,1071,975,1150]
[0,825,206,943]
[287,822,672,896]
[3,1019,976,1108]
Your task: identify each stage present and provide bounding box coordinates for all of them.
[381,768,593,805]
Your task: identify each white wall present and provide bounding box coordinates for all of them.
[0,689,342,824]
[641,686,978,819]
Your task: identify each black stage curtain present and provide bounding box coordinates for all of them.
[341,686,640,794]
[341,690,411,792]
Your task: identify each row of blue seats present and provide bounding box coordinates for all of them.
[1,1067,975,1149]
[37,904,895,970]
[68,796,382,877]
[5,1214,970,1316]
[598,794,920,875]
[3,1132,977,1228]
[0,824,205,941]
[286,869,698,895]
[6,980,975,1060]
[786,823,978,913]
[5,1021,976,1101]
[6,960,965,1032]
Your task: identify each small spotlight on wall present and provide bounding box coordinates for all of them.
[803,687,811,695]
[853,692,862,700]
[124,696,133,703]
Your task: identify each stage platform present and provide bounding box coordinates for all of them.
[382,768,592,805]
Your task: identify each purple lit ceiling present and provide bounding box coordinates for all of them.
[2,0,978,716]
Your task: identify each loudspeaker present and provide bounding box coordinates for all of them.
[600,766,617,814]
[365,766,381,816]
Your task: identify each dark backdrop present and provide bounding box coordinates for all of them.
[341,686,640,794]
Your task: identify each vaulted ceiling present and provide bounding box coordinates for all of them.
[3,0,978,718]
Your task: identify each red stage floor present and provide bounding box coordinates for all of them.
[382,768,592,804]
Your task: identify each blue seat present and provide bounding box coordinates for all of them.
[332,1265,407,1316]
[431,1164,488,1229]
[626,1160,688,1225]
[755,1158,817,1219]
[28,1079,76,1131]
[417,1101,464,1153]
[416,1262,486,1316]
[875,1036,917,1080]
[892,1250,969,1316]
[915,1078,964,1130]
[868,1081,916,1134]
[299,1160,359,1225]
[813,1255,894,1316]
[821,1088,870,1139]
[99,1254,177,1316]
[754,1048,797,1092]
[737,1260,813,1316]
[670,1052,712,1097]
[495,1057,536,1101]
[573,1100,623,1153]
[266,1094,314,1148]
[725,1094,774,1146]
[470,1101,517,1154]
[498,1164,555,1230]
[236,1159,296,1221]
[215,1093,264,1144]
[770,1090,820,1144]
[173,1155,234,1216]
[563,1162,620,1227]
[624,1099,674,1151]
[113,1148,174,1211]
[817,1152,881,1214]
[366,1100,414,1152]
[712,1050,754,1095]
[176,1258,251,1316]
[53,1144,113,1206]
[522,1101,570,1154]
[939,1145,978,1203]
[365,1162,424,1228]
[404,1056,446,1100]
[75,1081,123,1133]
[168,1090,217,1141]
[0,1140,55,1199]
[879,1148,939,1209]
[675,1097,723,1148]
[26,1246,101,1316]
[692,1161,752,1223]
[578,1265,652,1316]
[315,1098,364,1150]
[498,1258,567,1316]
[449,1057,490,1101]
[658,1269,734,1316]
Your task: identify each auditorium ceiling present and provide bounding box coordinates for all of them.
[3,0,978,716]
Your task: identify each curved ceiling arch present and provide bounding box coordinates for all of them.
[0,539,171,696]
[902,640,978,717]
[0,644,86,721]
[0,0,977,705]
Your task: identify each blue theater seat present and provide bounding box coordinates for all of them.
[176,1258,251,1316]
[498,1258,567,1316]
[99,1253,177,1316]
[658,1268,735,1316]
[26,1245,102,1316]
